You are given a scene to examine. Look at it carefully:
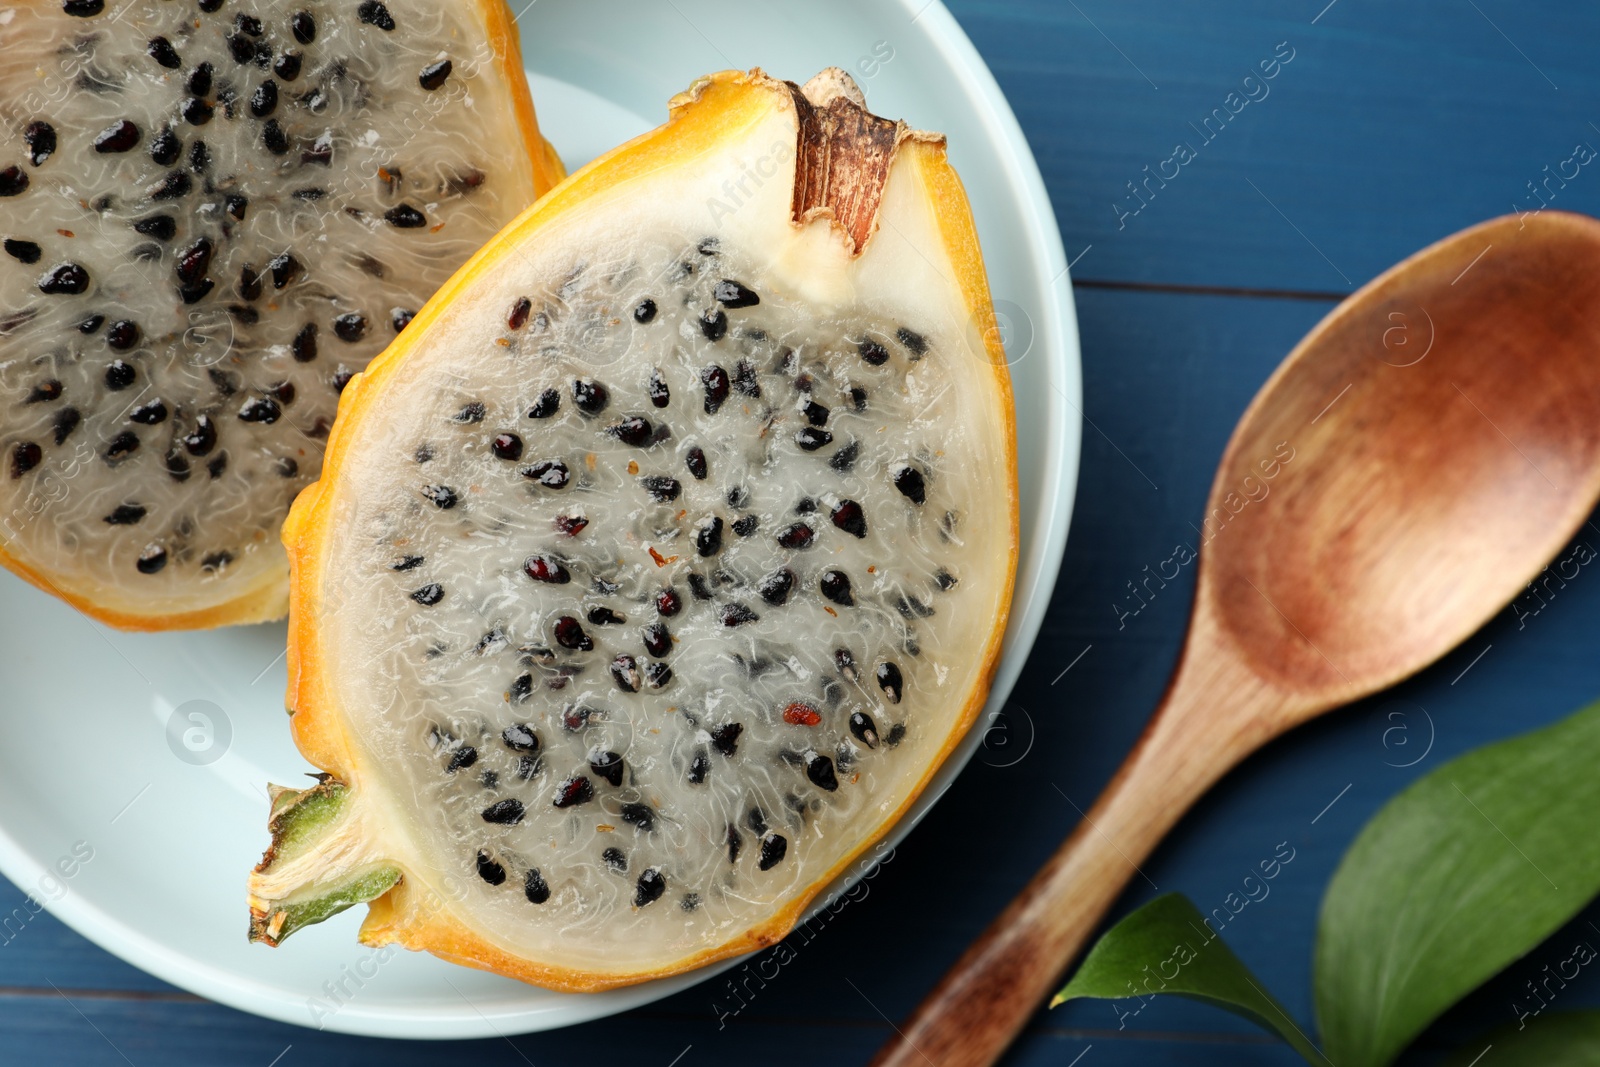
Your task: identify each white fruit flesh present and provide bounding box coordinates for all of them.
[264,70,1016,988]
[0,0,544,625]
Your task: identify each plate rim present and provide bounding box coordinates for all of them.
[0,0,1083,1038]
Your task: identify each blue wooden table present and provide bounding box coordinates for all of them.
[13,1,1600,1063]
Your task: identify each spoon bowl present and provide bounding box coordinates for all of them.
[871,211,1600,1067]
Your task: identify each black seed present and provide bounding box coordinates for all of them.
[273,50,302,80]
[726,823,743,863]
[128,399,167,426]
[522,555,570,584]
[820,570,854,606]
[710,722,743,757]
[476,851,506,886]
[805,752,840,791]
[639,621,672,658]
[150,171,192,200]
[227,33,255,63]
[105,430,139,461]
[78,315,106,334]
[523,868,550,904]
[175,237,213,286]
[552,775,593,808]
[333,313,367,342]
[421,484,457,509]
[756,832,789,871]
[202,550,233,572]
[587,606,625,626]
[23,122,56,167]
[640,475,680,502]
[699,308,728,341]
[634,868,665,907]
[261,119,288,155]
[182,97,213,125]
[128,217,175,249]
[795,497,816,515]
[849,710,880,749]
[777,523,815,550]
[935,568,958,591]
[182,415,217,456]
[608,416,651,446]
[482,798,525,824]
[732,359,760,398]
[419,59,453,91]
[235,12,262,35]
[275,457,298,478]
[291,10,316,43]
[4,239,41,264]
[895,594,936,619]
[620,803,655,832]
[104,360,136,390]
[685,446,708,481]
[0,167,27,197]
[732,515,758,537]
[894,465,929,506]
[509,674,534,704]
[453,401,485,424]
[238,396,280,423]
[10,443,41,478]
[609,654,640,692]
[93,120,140,153]
[290,322,318,362]
[860,339,890,366]
[186,62,213,96]
[876,661,903,704]
[850,386,869,411]
[52,407,81,445]
[830,440,860,473]
[714,279,759,308]
[502,723,538,752]
[136,543,167,574]
[695,516,723,557]
[249,80,278,118]
[633,298,657,324]
[588,749,624,787]
[148,36,181,68]
[701,365,730,414]
[795,427,833,452]
[726,486,749,508]
[803,400,830,427]
[831,499,868,538]
[720,602,758,627]
[410,583,444,606]
[523,459,569,489]
[38,263,89,295]
[187,139,210,172]
[687,572,714,600]
[176,278,213,304]
[490,433,523,461]
[504,296,533,331]
[656,588,682,616]
[571,378,608,415]
[528,388,560,418]
[446,745,477,772]
[392,554,424,571]
[105,320,140,351]
[236,264,262,301]
[383,204,426,228]
[63,0,104,15]
[207,453,228,478]
[357,0,395,29]
[688,749,710,784]
[26,380,62,403]
[897,326,929,355]
[553,615,592,651]
[758,568,794,605]
[601,846,627,873]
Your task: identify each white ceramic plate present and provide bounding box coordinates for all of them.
[0,0,1081,1038]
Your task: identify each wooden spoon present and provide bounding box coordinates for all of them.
[870,211,1600,1067]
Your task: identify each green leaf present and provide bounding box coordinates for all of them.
[1441,1011,1600,1066]
[1315,700,1600,1067]
[1053,893,1330,1065]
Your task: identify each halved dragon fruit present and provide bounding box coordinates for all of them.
[249,68,1019,991]
[0,0,561,628]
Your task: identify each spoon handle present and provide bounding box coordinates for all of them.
[868,644,1290,1067]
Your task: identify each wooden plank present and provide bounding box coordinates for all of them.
[946,0,1600,293]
